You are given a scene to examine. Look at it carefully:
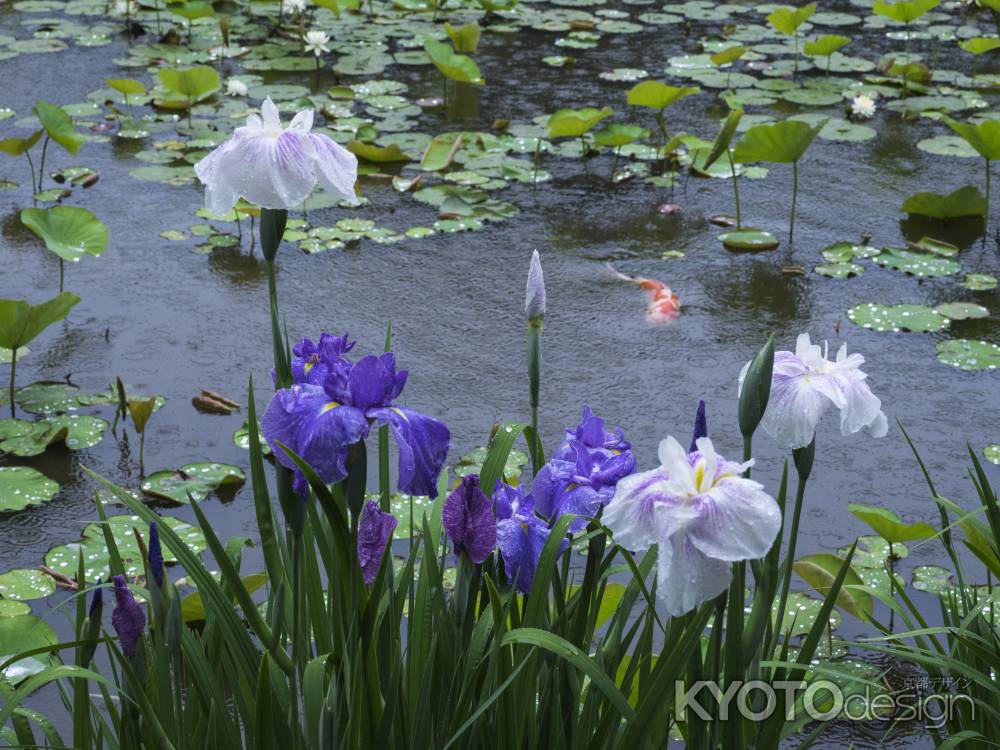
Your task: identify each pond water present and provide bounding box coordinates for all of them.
[0,0,998,744]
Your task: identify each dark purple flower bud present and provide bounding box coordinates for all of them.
[88,578,103,619]
[148,522,164,588]
[689,400,708,454]
[111,575,146,658]
[357,501,398,585]
[442,475,497,564]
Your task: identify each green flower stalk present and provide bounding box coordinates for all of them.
[127,396,156,477]
[525,250,546,476]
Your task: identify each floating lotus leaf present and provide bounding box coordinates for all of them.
[960,274,997,290]
[771,591,840,638]
[140,462,245,504]
[814,262,864,278]
[0,601,30,618]
[872,247,961,277]
[916,136,979,158]
[454,445,529,487]
[599,68,648,82]
[909,236,958,257]
[911,565,954,594]
[985,444,1000,465]
[233,419,271,455]
[820,241,880,262]
[44,514,207,580]
[0,569,55,601]
[936,339,1000,370]
[932,302,989,320]
[0,615,56,683]
[839,536,908,569]
[20,206,108,263]
[347,141,410,163]
[719,228,779,251]
[847,303,949,333]
[0,466,58,511]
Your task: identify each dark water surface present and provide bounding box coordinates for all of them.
[1,0,998,745]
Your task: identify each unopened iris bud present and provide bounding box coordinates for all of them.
[525,250,546,322]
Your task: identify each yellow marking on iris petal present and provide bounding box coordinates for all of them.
[304,361,314,374]
[694,461,705,491]
[320,401,341,414]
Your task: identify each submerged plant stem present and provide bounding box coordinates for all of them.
[789,160,799,242]
[8,349,16,419]
[24,152,37,195]
[59,258,64,293]
[37,136,50,192]
[730,155,742,229]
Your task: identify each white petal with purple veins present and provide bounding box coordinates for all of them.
[656,532,732,617]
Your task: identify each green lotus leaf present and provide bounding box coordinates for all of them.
[873,0,940,24]
[0,601,30,618]
[233,418,271,455]
[960,273,997,290]
[872,247,961,277]
[0,467,58,512]
[445,22,480,53]
[592,123,650,148]
[814,262,864,278]
[703,107,743,170]
[547,107,613,138]
[158,66,221,103]
[803,34,851,57]
[847,303,949,333]
[0,130,42,157]
[942,117,1000,161]
[423,38,483,85]
[900,186,986,219]
[140,462,245,504]
[767,3,816,35]
[719,228,780,251]
[848,503,936,544]
[733,119,824,164]
[32,101,85,155]
[932,302,989,320]
[0,292,79,351]
[20,206,108,263]
[454,445,528,487]
[347,140,410,163]
[625,81,699,110]
[44,515,207,580]
[772,591,840,639]
[167,1,215,20]
[959,38,1000,55]
[985,444,1000,465]
[911,565,954,594]
[107,78,146,96]
[710,45,746,67]
[909,236,958,256]
[936,339,1000,370]
[0,615,56,683]
[0,569,55,601]
[793,552,872,621]
[420,133,463,171]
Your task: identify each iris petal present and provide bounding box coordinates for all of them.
[370,406,450,498]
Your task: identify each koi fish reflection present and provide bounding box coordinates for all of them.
[606,264,681,325]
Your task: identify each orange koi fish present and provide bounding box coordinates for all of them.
[606,264,681,325]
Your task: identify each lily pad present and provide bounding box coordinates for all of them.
[454,446,529,487]
[960,274,997,291]
[0,601,31,618]
[872,248,961,277]
[932,302,989,320]
[936,339,1000,370]
[847,303,949,333]
[0,467,58,512]
[0,569,55,601]
[984,444,1000,465]
[814,262,864,278]
[140,462,245,504]
[0,615,56,683]
[719,228,779,251]
[772,591,840,639]
[912,565,954,594]
[233,419,271,455]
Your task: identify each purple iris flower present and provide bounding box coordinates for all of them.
[357,501,398,584]
[554,406,631,461]
[291,332,355,385]
[494,482,567,594]
[689,400,707,453]
[442,475,496,564]
[148,522,164,587]
[533,408,636,532]
[262,344,450,498]
[111,575,146,658]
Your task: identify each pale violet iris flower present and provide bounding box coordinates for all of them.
[604,436,781,617]
[193,97,359,215]
[740,333,888,450]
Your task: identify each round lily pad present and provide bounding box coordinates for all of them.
[719,228,779,252]
[44,515,207,580]
[141,462,245,504]
[0,467,58,512]
[233,420,271,455]
[0,601,30,618]
[985,444,1000,465]
[912,565,954,594]
[916,136,979,158]
[0,615,56,684]
[936,339,1000,370]
[932,302,989,320]
[815,262,864,278]
[46,415,109,450]
[0,569,55,601]
[848,303,949,333]
[960,274,997,291]
[872,248,961,277]
[772,591,840,638]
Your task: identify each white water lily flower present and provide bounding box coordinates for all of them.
[304,30,330,57]
[604,436,781,617]
[740,333,888,450]
[193,97,359,215]
[226,79,248,97]
[850,94,876,120]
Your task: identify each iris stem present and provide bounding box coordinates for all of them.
[770,446,811,658]
[138,430,145,477]
[38,136,50,192]
[789,160,798,243]
[24,152,37,195]
[527,321,542,476]
[729,153,741,229]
